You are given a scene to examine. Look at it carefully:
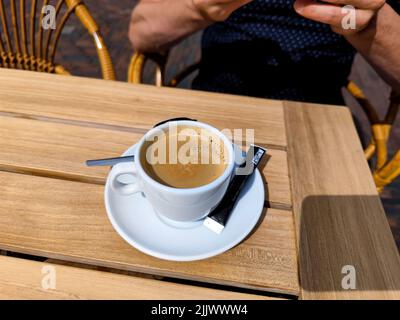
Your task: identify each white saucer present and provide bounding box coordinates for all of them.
[104,144,265,262]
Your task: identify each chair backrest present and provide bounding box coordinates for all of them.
[128,52,199,87]
[0,0,115,79]
[348,81,400,192]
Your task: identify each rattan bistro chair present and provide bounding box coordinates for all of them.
[0,0,115,79]
[128,52,400,193]
[347,82,400,192]
[128,52,199,87]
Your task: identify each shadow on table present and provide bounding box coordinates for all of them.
[299,195,400,293]
[241,158,271,242]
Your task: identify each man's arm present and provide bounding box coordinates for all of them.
[345,5,400,92]
[294,0,400,91]
[129,0,252,53]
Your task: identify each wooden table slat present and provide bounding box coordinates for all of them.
[0,69,287,149]
[0,115,291,209]
[284,101,400,299]
[0,256,279,300]
[0,171,299,295]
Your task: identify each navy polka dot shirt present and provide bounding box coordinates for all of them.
[193,0,399,104]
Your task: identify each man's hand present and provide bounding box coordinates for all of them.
[192,0,253,22]
[294,0,386,35]
[129,0,252,52]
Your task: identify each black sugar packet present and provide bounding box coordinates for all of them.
[203,145,268,234]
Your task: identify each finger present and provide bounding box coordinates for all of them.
[294,0,375,29]
[318,0,385,10]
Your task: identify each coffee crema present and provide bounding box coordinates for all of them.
[140,126,229,189]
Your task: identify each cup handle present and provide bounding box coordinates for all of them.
[109,162,143,196]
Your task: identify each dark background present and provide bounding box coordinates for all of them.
[31,0,400,249]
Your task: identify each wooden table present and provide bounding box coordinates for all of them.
[0,68,399,300]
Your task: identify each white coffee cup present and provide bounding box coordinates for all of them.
[109,120,235,222]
